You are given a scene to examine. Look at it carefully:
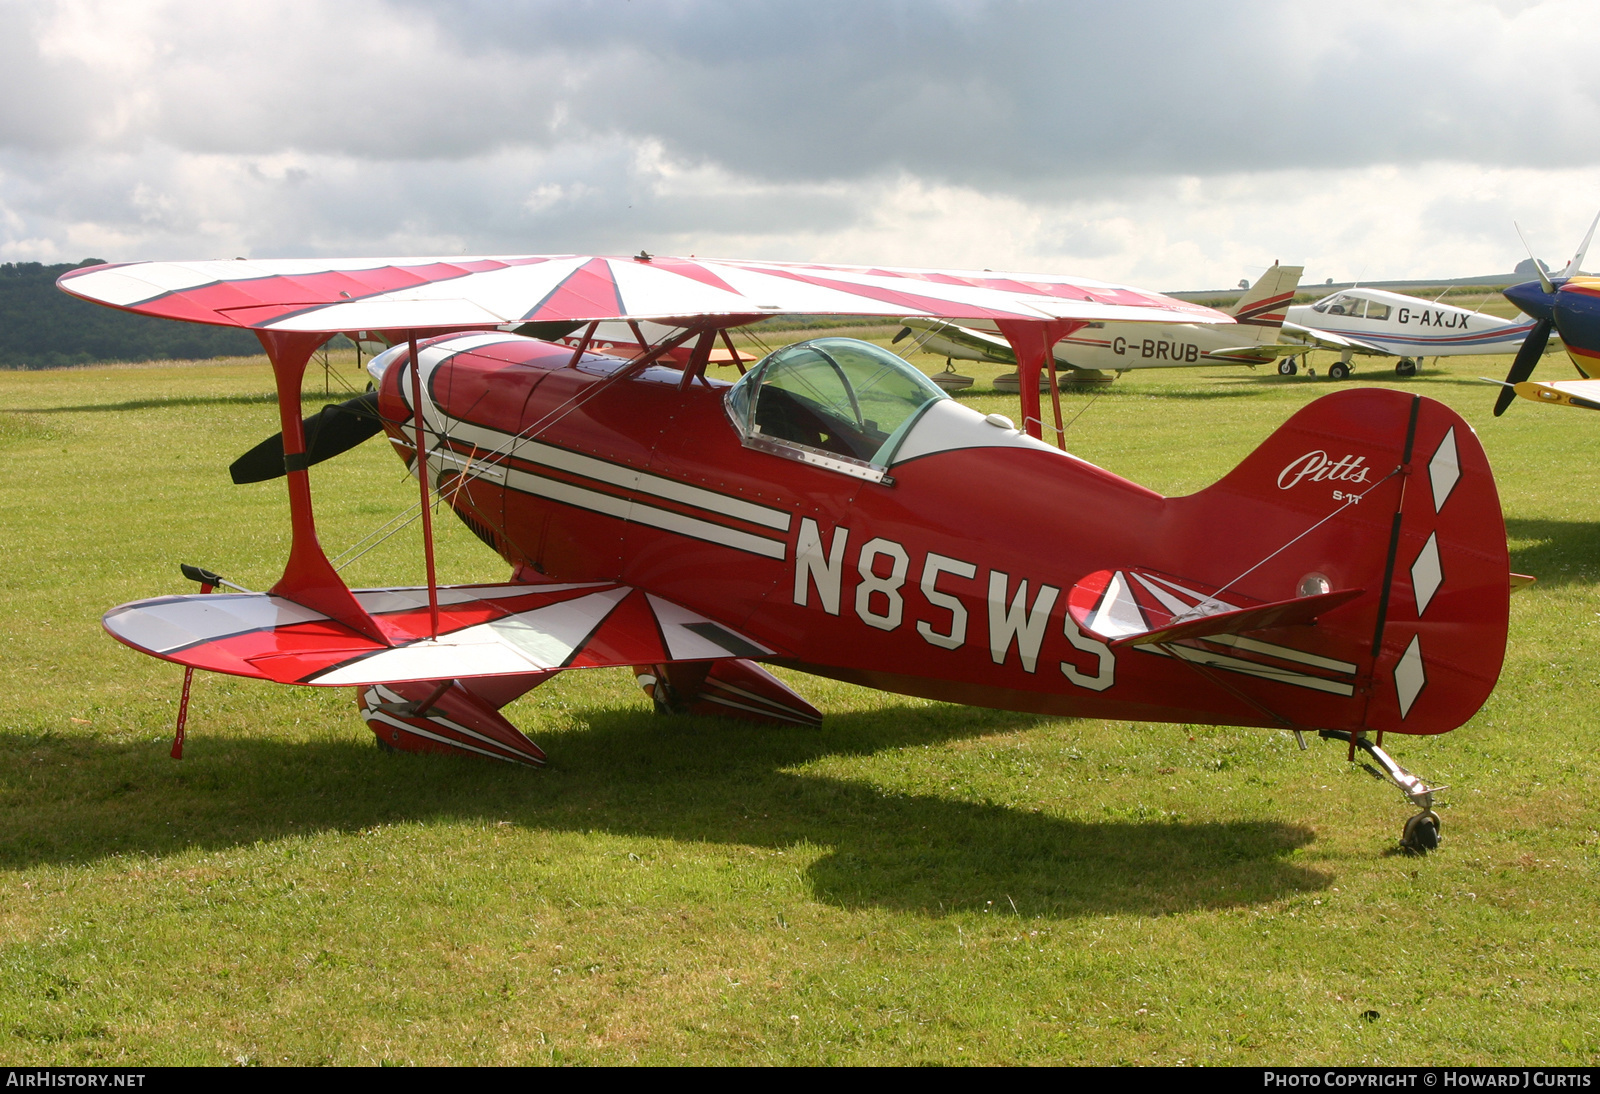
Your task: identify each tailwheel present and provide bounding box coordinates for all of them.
[1401,809,1441,854]
[1318,731,1447,853]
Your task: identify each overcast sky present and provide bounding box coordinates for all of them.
[2,0,1597,288]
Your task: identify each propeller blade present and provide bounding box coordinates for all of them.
[1514,221,1556,294]
[1493,317,1553,416]
[1558,208,1600,279]
[230,391,386,483]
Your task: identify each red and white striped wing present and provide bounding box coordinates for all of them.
[58,254,1230,333]
[103,581,776,686]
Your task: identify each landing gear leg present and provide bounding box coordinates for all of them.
[1319,730,1447,853]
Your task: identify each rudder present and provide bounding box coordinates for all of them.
[1167,388,1508,736]
[1230,262,1304,332]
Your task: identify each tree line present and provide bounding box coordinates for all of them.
[0,259,263,369]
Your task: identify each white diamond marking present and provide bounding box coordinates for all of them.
[1428,427,1460,513]
[1394,634,1426,718]
[1410,532,1443,616]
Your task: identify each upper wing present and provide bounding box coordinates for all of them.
[1279,320,1391,356]
[57,254,1231,334]
[103,581,778,686]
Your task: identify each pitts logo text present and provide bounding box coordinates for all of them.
[1277,451,1372,490]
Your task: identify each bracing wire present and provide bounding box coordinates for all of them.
[1174,463,1402,621]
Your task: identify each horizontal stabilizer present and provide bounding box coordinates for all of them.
[1068,567,1364,648]
[104,581,777,686]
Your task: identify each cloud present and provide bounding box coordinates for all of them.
[2,0,1598,286]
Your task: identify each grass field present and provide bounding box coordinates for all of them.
[1,336,1598,1066]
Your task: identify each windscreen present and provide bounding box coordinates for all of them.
[728,337,947,465]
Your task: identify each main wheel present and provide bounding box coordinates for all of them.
[1401,810,1441,853]
[1278,359,1298,376]
[1395,359,1417,378]
[1329,362,1351,381]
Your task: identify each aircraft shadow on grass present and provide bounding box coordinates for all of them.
[16,393,280,415]
[2,700,1326,919]
[1505,517,1600,588]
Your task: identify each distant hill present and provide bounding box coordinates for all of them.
[0,260,262,369]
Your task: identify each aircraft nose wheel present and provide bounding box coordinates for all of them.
[1278,359,1298,376]
[1395,358,1418,378]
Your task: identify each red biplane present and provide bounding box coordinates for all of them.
[58,254,1511,852]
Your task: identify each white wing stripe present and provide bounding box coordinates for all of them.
[1148,643,1355,696]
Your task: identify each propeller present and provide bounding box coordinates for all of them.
[229,391,386,483]
[1492,315,1553,416]
[1495,222,1573,417]
[1514,221,1556,294]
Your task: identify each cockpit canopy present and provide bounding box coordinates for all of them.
[726,337,948,468]
[1312,292,1390,321]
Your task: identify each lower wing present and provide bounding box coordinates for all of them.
[104,581,776,686]
[1279,321,1390,356]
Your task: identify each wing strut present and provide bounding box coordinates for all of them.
[994,319,1085,445]
[408,332,441,637]
[171,572,215,759]
[257,329,388,643]
[678,327,720,390]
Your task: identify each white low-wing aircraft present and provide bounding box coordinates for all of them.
[1285,212,1600,381]
[895,263,1305,389]
[1281,289,1539,380]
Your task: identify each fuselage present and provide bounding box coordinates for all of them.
[372,332,1483,734]
[1053,320,1279,370]
[915,319,1281,373]
[1287,288,1535,358]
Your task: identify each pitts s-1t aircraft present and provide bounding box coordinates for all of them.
[58,254,1513,852]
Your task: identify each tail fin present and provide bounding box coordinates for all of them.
[1230,262,1304,334]
[1155,388,1507,736]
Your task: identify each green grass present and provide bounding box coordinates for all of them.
[1,344,1598,1065]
